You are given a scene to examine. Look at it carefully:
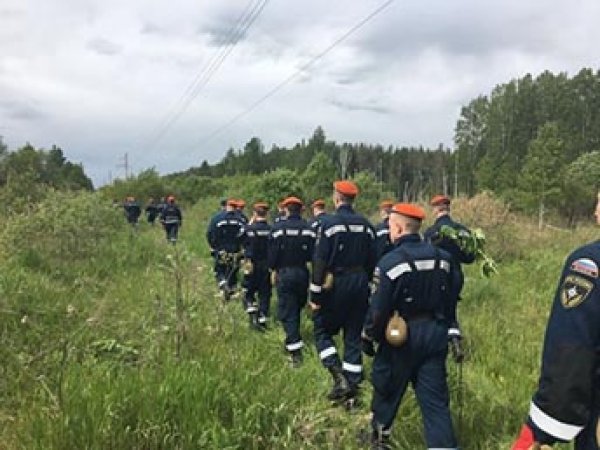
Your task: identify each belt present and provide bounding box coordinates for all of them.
[278,265,307,270]
[403,311,435,322]
[332,266,364,274]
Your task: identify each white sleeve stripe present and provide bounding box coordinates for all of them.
[376,229,390,236]
[448,328,461,337]
[324,224,347,237]
[272,230,284,238]
[386,259,452,280]
[529,402,584,441]
[309,283,322,293]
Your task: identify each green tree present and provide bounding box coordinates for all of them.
[517,122,565,227]
[301,152,337,203]
[563,150,600,223]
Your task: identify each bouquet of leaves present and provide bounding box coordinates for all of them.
[438,225,498,277]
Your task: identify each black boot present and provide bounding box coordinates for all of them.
[289,350,303,368]
[343,385,361,411]
[370,424,391,450]
[327,365,350,401]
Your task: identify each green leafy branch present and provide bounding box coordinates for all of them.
[438,225,498,277]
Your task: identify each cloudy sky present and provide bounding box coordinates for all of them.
[1,0,599,186]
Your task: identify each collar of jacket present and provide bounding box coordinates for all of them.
[287,214,303,220]
[336,204,354,214]
[394,233,422,247]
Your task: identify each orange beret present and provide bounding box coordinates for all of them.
[236,199,246,208]
[281,196,303,207]
[312,199,325,208]
[334,180,359,197]
[390,203,425,220]
[253,202,269,210]
[380,200,394,209]
[430,195,450,206]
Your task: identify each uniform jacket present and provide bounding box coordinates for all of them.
[363,233,461,343]
[374,217,392,261]
[527,240,600,444]
[160,203,182,225]
[242,219,271,263]
[206,210,244,253]
[310,204,376,296]
[268,214,315,270]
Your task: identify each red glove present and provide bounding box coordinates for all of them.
[512,425,535,450]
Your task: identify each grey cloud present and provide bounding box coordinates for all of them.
[86,37,122,56]
[329,98,392,115]
[0,100,45,121]
[140,22,165,35]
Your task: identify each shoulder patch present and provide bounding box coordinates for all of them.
[570,258,598,278]
[561,274,594,309]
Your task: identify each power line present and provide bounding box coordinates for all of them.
[142,0,269,152]
[195,0,395,148]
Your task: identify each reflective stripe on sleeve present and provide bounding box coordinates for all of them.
[324,224,347,238]
[272,230,284,238]
[529,401,584,441]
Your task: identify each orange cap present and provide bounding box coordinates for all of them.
[281,196,303,207]
[380,200,394,210]
[390,203,426,220]
[334,180,359,197]
[312,199,325,208]
[253,201,269,210]
[430,195,450,206]
[236,199,246,208]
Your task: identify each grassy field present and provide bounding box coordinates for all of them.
[1,192,595,449]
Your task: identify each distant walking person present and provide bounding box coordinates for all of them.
[160,195,182,244]
[268,197,315,367]
[309,181,376,408]
[123,196,141,229]
[145,198,159,225]
[242,202,272,331]
[424,195,474,358]
[207,199,244,300]
[511,193,600,450]
[374,200,394,261]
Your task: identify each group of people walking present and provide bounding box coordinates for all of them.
[206,180,475,449]
[121,195,183,244]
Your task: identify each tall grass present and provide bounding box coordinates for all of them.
[0,193,592,449]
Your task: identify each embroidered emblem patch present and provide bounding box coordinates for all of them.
[570,258,599,278]
[561,274,594,308]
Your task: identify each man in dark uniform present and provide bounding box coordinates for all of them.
[362,202,461,450]
[512,195,600,450]
[145,198,159,225]
[309,180,376,406]
[273,201,286,224]
[268,197,315,367]
[160,195,182,244]
[206,199,244,300]
[309,199,328,232]
[235,199,249,224]
[423,194,474,356]
[242,202,272,331]
[374,200,394,261]
[123,196,141,228]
